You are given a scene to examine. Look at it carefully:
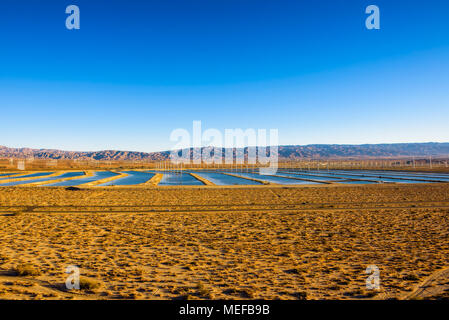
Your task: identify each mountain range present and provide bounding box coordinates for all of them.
[1,143,448,161]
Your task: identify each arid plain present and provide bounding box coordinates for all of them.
[0,183,449,300]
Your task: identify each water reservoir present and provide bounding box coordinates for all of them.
[44,171,119,187]
[98,171,155,186]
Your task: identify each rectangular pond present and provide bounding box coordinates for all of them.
[98,171,155,186]
[332,170,449,182]
[0,172,23,177]
[306,170,447,183]
[231,172,321,185]
[277,171,350,181]
[284,170,448,183]
[0,172,85,186]
[194,171,262,185]
[281,171,380,182]
[0,171,55,181]
[149,171,204,186]
[44,171,119,187]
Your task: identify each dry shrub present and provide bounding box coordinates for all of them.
[402,273,420,281]
[197,282,214,299]
[13,263,41,276]
[79,277,101,290]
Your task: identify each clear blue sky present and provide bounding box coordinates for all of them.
[1,0,448,152]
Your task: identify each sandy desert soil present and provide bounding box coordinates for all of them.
[0,183,448,300]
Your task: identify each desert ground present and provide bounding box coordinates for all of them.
[0,183,448,300]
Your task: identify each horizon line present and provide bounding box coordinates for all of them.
[2,141,449,155]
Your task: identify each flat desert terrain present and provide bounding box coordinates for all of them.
[0,184,448,300]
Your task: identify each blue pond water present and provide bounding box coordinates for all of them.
[232,172,321,185]
[0,172,84,186]
[277,172,381,184]
[277,171,350,181]
[44,171,119,187]
[390,172,449,180]
[278,171,370,183]
[334,180,377,184]
[331,170,449,182]
[2,169,447,187]
[282,170,447,184]
[150,171,203,186]
[194,171,262,185]
[98,171,154,186]
[332,169,449,177]
[0,171,55,181]
[292,170,445,183]
[0,172,22,177]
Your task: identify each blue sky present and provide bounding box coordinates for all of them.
[1,0,448,152]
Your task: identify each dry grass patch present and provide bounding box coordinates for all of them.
[0,184,448,300]
[197,282,214,299]
[79,277,101,291]
[12,263,41,277]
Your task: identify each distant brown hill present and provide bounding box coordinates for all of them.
[1,143,448,161]
[0,146,168,161]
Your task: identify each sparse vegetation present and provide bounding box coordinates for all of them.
[402,274,420,281]
[197,283,214,299]
[13,263,41,276]
[0,184,448,299]
[79,277,101,291]
[292,291,307,300]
